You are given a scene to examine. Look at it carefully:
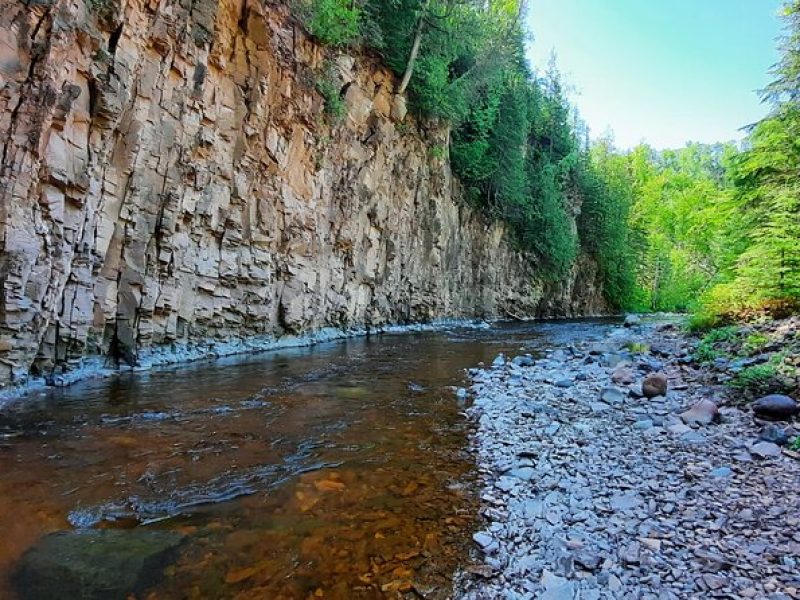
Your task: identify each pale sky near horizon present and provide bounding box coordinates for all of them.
[526,0,785,150]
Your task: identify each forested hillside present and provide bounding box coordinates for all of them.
[296,0,800,321]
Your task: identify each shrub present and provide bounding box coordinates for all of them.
[730,363,779,392]
[315,71,345,123]
[742,333,769,354]
[295,0,361,46]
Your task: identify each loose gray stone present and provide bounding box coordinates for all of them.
[750,441,781,458]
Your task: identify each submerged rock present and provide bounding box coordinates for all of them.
[752,394,798,421]
[642,373,668,398]
[14,529,185,600]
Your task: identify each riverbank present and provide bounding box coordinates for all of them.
[457,317,800,599]
[0,319,493,407]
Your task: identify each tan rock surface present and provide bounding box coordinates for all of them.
[0,0,606,389]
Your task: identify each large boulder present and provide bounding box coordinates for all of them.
[752,394,799,421]
[14,529,185,600]
[642,373,668,398]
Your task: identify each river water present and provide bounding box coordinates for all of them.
[0,319,619,599]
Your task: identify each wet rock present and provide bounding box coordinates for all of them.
[642,373,668,398]
[759,424,791,446]
[752,394,799,421]
[512,355,535,367]
[680,399,721,426]
[492,354,506,368]
[554,379,573,388]
[13,530,184,600]
[624,314,641,327]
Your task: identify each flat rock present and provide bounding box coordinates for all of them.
[600,387,625,405]
[611,366,635,385]
[750,441,781,458]
[13,530,184,600]
[610,492,642,511]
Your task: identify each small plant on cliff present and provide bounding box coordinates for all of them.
[315,70,346,124]
[294,0,362,46]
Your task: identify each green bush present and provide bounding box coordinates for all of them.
[295,0,361,46]
[693,343,721,364]
[702,326,739,344]
[685,311,722,333]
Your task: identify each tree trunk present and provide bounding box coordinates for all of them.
[398,0,431,95]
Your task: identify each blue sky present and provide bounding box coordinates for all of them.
[526,0,784,149]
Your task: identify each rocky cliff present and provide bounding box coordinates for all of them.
[0,0,607,390]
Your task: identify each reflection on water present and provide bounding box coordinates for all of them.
[0,320,618,599]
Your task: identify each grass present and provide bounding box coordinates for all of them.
[625,342,650,353]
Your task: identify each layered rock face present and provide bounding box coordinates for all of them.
[0,0,606,389]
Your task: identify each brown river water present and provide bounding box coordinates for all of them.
[0,320,619,599]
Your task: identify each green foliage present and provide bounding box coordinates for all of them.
[742,333,769,354]
[625,342,650,353]
[429,144,446,160]
[685,311,722,333]
[790,436,800,451]
[687,2,800,318]
[693,326,738,363]
[730,363,779,392]
[295,0,362,46]
[702,326,739,344]
[577,139,638,308]
[315,69,345,123]
[693,343,721,364]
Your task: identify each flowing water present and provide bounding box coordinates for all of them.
[0,319,619,599]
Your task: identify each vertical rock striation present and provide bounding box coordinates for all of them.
[0,0,606,390]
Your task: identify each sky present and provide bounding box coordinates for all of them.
[526,0,785,150]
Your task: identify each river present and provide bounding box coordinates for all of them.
[0,319,620,599]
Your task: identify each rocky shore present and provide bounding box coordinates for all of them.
[457,317,800,599]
